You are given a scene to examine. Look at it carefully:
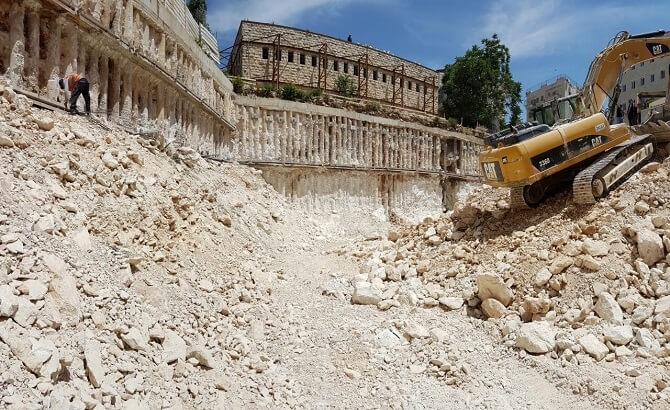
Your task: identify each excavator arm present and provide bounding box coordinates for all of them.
[580,30,670,116]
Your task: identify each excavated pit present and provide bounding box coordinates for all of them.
[3,1,667,409]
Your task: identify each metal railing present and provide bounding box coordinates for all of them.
[164,0,218,64]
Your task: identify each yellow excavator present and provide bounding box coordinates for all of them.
[480,30,670,207]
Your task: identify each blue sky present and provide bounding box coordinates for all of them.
[207,0,670,103]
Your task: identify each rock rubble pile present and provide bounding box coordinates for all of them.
[342,161,670,406]
[0,78,318,409]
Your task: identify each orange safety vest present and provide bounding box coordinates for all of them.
[64,74,83,92]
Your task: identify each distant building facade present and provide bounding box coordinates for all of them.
[525,76,580,121]
[226,21,440,114]
[619,56,670,106]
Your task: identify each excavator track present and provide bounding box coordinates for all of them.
[573,134,654,204]
[509,186,529,209]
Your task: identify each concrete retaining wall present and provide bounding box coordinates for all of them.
[209,96,482,178]
[206,96,482,223]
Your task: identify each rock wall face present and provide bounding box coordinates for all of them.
[0,0,235,149]
[209,96,482,222]
[260,168,445,225]
[227,21,440,114]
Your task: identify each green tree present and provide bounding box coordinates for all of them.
[188,0,208,28]
[441,34,521,129]
[229,76,244,94]
[335,75,356,97]
[280,83,304,101]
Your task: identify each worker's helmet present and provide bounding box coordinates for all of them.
[58,79,64,90]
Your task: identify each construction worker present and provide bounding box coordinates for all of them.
[58,74,90,115]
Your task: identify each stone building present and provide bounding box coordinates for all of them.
[226,21,440,115]
[619,56,670,106]
[525,76,580,121]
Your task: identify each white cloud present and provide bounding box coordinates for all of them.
[208,0,358,35]
[479,0,571,58]
[479,0,668,59]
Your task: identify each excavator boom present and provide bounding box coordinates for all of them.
[580,30,670,116]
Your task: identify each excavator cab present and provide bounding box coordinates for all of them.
[530,94,579,127]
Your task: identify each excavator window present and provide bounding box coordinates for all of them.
[543,108,555,125]
[558,100,574,121]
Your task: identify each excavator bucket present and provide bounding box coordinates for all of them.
[633,120,670,143]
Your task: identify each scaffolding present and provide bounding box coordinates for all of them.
[317,44,328,92]
[390,64,405,107]
[422,75,437,114]
[357,54,369,98]
[271,34,281,89]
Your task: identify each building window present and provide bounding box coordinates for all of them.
[641,61,645,67]
[651,59,655,63]
[353,66,358,76]
[641,77,645,86]
[363,68,367,78]
[400,78,404,87]
[632,81,636,89]
[373,70,378,80]
[344,63,349,73]
[631,65,635,70]
[333,61,339,71]
[300,54,305,65]
[408,81,412,90]
[311,56,317,67]
[416,83,420,92]
[662,70,666,79]
[288,51,294,63]
[623,84,626,92]
[382,73,387,83]
[262,47,269,59]
[651,74,655,82]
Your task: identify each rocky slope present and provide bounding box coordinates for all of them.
[340,161,670,408]
[0,79,324,409]
[2,72,669,410]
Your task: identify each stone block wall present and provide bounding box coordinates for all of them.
[227,21,439,114]
[0,0,235,148]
